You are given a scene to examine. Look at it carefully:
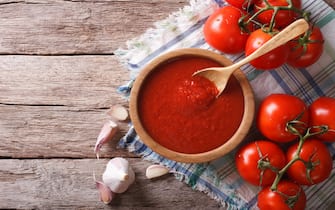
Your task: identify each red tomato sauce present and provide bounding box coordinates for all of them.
[138,56,244,154]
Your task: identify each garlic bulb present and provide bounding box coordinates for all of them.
[102,157,135,193]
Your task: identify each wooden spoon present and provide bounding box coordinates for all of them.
[193,19,309,97]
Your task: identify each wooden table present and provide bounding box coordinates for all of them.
[1,1,334,209]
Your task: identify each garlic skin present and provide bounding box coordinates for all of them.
[102,157,135,193]
[95,180,115,204]
[94,120,118,158]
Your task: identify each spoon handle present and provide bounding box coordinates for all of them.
[229,19,309,70]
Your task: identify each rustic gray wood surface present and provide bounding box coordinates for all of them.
[1,0,334,209]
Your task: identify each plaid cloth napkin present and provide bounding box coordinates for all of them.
[115,0,335,209]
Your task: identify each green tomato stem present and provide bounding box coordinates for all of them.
[242,0,309,34]
[270,125,328,191]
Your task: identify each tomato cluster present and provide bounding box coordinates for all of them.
[203,0,324,69]
[235,94,335,210]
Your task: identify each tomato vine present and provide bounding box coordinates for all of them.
[270,124,328,191]
[236,94,334,209]
[239,0,310,32]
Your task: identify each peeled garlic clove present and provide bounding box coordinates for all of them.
[145,164,170,179]
[103,157,135,193]
[107,105,129,122]
[94,120,118,158]
[95,180,115,204]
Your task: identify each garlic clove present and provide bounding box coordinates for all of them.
[94,120,118,158]
[107,105,129,122]
[95,180,115,204]
[102,157,135,193]
[145,164,170,179]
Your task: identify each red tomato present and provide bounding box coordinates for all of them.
[226,0,255,10]
[235,140,286,186]
[287,139,332,186]
[257,94,309,142]
[203,6,253,54]
[254,0,302,28]
[287,26,324,68]
[258,180,306,210]
[245,28,289,69]
[309,97,335,142]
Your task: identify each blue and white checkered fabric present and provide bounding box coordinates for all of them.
[115,0,335,209]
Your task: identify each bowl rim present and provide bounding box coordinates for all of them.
[129,48,255,163]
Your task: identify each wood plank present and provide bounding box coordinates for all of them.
[0,55,134,158]
[326,0,335,8]
[0,158,224,210]
[0,0,188,55]
[1,1,335,209]
[0,55,127,107]
[0,0,334,55]
[0,104,133,158]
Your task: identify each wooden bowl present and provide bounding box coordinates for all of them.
[129,48,254,163]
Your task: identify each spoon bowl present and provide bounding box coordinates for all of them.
[194,19,310,97]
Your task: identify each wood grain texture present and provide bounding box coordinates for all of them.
[1,0,335,209]
[0,55,131,158]
[326,0,335,8]
[0,56,126,107]
[0,103,133,158]
[0,159,224,210]
[0,0,187,55]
